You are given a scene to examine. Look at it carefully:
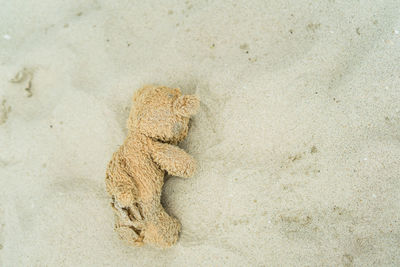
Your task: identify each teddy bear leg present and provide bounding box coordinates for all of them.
[142,207,181,248]
[111,199,145,246]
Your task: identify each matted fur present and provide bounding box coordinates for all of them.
[105,85,199,248]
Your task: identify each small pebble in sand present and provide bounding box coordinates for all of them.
[372,194,377,198]
[394,30,399,34]
[3,34,11,40]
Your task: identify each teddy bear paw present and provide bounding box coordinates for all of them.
[183,158,196,177]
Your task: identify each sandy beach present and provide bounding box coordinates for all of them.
[1,0,400,266]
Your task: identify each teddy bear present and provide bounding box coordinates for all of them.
[105,85,200,248]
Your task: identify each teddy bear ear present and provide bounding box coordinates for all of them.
[132,86,149,103]
[173,95,200,117]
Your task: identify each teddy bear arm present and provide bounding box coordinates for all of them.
[150,142,196,178]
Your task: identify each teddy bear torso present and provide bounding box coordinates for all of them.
[106,133,165,208]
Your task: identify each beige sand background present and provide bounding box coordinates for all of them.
[1,0,400,266]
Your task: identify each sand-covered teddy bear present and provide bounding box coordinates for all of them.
[105,85,200,248]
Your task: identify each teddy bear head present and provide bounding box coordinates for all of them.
[128,86,200,143]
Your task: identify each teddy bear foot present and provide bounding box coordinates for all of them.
[111,198,181,248]
[141,209,181,248]
[115,226,144,246]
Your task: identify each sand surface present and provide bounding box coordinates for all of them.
[1,0,400,266]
